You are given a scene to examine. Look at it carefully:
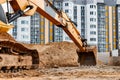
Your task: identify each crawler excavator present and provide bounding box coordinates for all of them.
[0,0,98,72]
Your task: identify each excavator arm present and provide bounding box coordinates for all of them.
[0,0,97,65]
[8,0,86,51]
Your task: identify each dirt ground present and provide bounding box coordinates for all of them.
[0,42,119,80]
[0,66,120,80]
[0,32,120,80]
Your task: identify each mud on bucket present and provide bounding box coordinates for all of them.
[76,46,97,66]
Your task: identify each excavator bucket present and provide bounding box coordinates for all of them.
[77,46,97,66]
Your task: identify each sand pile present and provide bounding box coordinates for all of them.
[109,56,120,66]
[0,32,79,68]
[0,32,15,41]
[24,42,79,68]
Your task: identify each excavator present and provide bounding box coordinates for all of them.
[0,0,98,72]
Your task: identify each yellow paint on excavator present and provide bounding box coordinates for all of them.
[0,21,13,32]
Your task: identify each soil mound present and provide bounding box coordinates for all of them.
[0,32,15,41]
[24,42,79,68]
[109,57,120,66]
[0,32,78,68]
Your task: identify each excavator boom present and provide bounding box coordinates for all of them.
[9,0,86,51]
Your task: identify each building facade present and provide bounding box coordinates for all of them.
[30,13,40,44]
[97,2,117,52]
[10,12,54,44]
[11,16,31,44]
[54,0,118,52]
[116,5,120,49]
[62,0,75,42]
[53,0,63,42]
[97,3,109,52]
[40,16,54,44]
[85,3,98,46]
[54,0,98,45]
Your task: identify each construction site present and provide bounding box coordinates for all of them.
[0,0,120,80]
[0,40,120,80]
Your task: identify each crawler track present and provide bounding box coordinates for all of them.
[0,32,39,72]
